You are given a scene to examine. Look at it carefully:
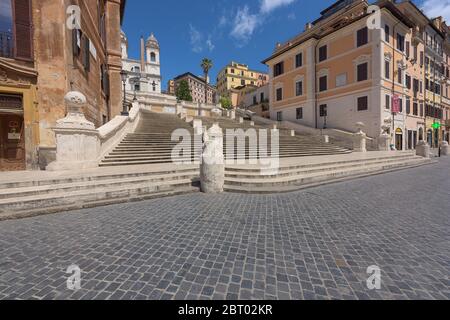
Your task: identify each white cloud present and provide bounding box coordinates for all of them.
[189,24,215,53]
[260,0,296,14]
[219,15,228,27]
[206,37,215,52]
[230,6,259,43]
[421,0,450,22]
[189,24,203,53]
[229,0,297,45]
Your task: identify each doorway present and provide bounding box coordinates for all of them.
[395,128,403,151]
[0,93,25,171]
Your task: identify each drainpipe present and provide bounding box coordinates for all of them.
[392,22,400,141]
[314,39,320,129]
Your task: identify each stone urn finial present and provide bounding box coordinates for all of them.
[65,91,87,114]
[55,91,95,130]
[355,121,365,133]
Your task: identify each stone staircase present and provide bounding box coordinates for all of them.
[224,151,434,193]
[100,112,351,167]
[100,112,200,167]
[0,165,199,220]
[199,116,351,159]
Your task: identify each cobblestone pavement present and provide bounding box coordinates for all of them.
[0,158,449,300]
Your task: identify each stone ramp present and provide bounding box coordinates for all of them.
[0,164,200,220]
[224,151,435,193]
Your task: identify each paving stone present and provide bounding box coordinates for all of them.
[0,159,449,300]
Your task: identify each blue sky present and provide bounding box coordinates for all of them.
[121,0,446,90]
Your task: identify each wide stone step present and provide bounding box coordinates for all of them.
[224,158,433,192]
[225,153,415,173]
[0,172,199,200]
[225,156,422,179]
[0,181,199,219]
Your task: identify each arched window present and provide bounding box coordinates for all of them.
[150,52,156,62]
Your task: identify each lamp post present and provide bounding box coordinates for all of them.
[120,70,129,116]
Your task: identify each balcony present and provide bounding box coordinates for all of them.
[0,31,13,58]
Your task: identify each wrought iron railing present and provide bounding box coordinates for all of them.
[0,31,13,58]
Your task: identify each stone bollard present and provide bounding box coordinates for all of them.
[378,133,391,151]
[440,141,449,156]
[230,110,236,120]
[353,129,367,152]
[416,141,430,158]
[238,117,244,124]
[291,130,296,137]
[250,121,255,126]
[46,91,100,171]
[322,134,329,143]
[176,103,184,115]
[193,119,203,135]
[200,123,224,193]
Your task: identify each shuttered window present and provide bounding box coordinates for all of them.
[83,36,90,71]
[319,76,327,92]
[72,29,81,57]
[319,46,327,62]
[101,64,110,97]
[357,96,368,111]
[357,27,368,47]
[357,63,368,82]
[13,0,33,60]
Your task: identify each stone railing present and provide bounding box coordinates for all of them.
[46,91,224,171]
[97,101,142,160]
[46,91,144,171]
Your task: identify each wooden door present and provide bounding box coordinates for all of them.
[0,113,26,171]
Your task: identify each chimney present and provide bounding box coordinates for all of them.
[140,36,145,71]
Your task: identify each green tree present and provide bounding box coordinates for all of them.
[175,80,192,102]
[201,58,213,103]
[219,96,232,110]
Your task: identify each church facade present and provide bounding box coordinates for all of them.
[121,31,162,95]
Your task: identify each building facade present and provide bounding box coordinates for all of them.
[240,84,270,118]
[216,61,269,98]
[262,0,449,150]
[173,72,216,104]
[167,79,175,95]
[121,32,162,94]
[0,0,125,171]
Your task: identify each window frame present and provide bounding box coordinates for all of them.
[357,96,369,112]
[356,27,369,47]
[295,52,303,68]
[319,75,328,92]
[357,62,369,82]
[318,45,327,62]
[296,107,303,120]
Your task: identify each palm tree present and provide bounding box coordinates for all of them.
[201,58,213,104]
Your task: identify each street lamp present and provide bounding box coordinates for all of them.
[120,70,129,116]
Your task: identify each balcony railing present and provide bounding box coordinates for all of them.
[0,31,14,58]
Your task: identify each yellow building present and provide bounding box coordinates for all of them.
[216,61,268,98]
